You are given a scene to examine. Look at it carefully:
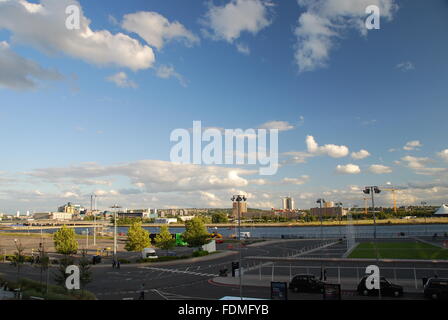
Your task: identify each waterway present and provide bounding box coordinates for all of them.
[3,223,448,239]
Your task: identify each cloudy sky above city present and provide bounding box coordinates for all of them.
[0,0,447,213]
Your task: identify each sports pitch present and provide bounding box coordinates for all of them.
[348,241,448,260]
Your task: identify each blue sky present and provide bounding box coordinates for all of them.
[0,0,447,213]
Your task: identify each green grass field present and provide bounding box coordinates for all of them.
[349,241,448,260]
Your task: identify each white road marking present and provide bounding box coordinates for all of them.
[140,266,216,277]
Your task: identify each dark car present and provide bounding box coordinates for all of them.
[424,278,448,300]
[357,276,403,297]
[289,274,324,293]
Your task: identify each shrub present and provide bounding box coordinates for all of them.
[192,250,209,257]
[118,258,131,264]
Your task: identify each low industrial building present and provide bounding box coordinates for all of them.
[33,212,73,220]
[310,206,346,218]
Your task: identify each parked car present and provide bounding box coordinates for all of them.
[424,278,448,300]
[357,276,403,297]
[289,274,324,293]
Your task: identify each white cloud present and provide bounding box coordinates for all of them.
[202,0,273,43]
[437,149,448,162]
[106,72,138,88]
[368,164,392,174]
[400,155,448,176]
[27,160,254,193]
[122,11,199,50]
[259,120,294,131]
[403,140,422,151]
[396,61,415,71]
[306,135,349,158]
[294,0,398,72]
[336,164,361,174]
[281,175,310,185]
[155,65,187,87]
[236,42,250,55]
[0,0,155,71]
[351,149,370,160]
[282,151,314,164]
[0,41,62,90]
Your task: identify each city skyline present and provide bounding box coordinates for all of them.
[0,0,447,212]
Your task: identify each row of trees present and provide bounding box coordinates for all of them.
[125,217,211,253]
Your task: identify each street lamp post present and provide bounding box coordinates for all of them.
[110,204,122,261]
[363,186,381,239]
[421,201,428,236]
[316,198,326,240]
[363,186,382,300]
[336,202,343,237]
[93,194,97,247]
[231,194,247,301]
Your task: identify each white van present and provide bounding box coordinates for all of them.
[240,232,251,239]
[141,248,158,259]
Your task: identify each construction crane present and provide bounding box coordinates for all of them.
[381,186,399,213]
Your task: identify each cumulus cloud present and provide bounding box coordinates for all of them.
[202,0,273,44]
[403,140,422,151]
[27,160,253,193]
[236,42,250,55]
[336,164,361,174]
[155,65,187,87]
[400,156,448,176]
[437,149,448,162]
[368,164,392,174]
[306,135,349,158]
[280,175,310,185]
[351,149,370,160]
[0,0,155,71]
[122,11,199,50]
[294,0,398,72]
[0,41,62,90]
[106,72,138,88]
[259,120,294,132]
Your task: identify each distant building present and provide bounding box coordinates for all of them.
[324,201,335,208]
[310,206,346,218]
[178,216,195,222]
[232,201,248,218]
[34,212,73,220]
[282,197,295,211]
[117,208,157,219]
[155,218,178,224]
[58,202,85,214]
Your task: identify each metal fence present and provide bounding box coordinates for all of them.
[259,230,448,239]
[241,263,448,290]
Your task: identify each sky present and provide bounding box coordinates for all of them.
[0,0,447,213]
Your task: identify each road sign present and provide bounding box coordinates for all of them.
[271,282,288,300]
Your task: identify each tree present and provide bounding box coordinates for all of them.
[53,256,74,291]
[182,217,210,249]
[36,242,50,293]
[212,212,229,223]
[154,225,176,253]
[79,250,92,296]
[53,225,78,255]
[10,239,25,282]
[125,221,151,251]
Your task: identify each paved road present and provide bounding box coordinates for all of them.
[0,238,445,300]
